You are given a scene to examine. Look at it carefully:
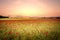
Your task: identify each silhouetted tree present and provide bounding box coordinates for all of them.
[0,15,9,18]
[56,17,60,19]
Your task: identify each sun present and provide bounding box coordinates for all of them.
[20,6,38,16]
[12,5,39,17]
[10,5,48,17]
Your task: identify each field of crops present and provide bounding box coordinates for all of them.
[0,19,60,40]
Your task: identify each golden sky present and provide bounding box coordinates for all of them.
[0,0,60,17]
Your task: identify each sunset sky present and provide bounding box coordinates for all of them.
[0,0,60,17]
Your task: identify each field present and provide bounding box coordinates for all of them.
[0,18,60,40]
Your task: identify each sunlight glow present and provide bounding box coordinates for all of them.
[20,6,39,16]
[11,5,40,16]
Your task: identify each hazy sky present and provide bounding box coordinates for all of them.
[0,0,60,17]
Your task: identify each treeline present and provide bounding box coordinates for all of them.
[0,15,60,19]
[0,15,9,18]
[41,17,60,19]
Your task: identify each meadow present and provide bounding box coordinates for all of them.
[0,18,60,40]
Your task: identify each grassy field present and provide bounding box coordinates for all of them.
[0,18,60,40]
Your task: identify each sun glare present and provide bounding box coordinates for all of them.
[20,6,39,16]
[11,4,49,17]
[11,5,40,17]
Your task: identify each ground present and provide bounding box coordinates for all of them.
[0,18,60,40]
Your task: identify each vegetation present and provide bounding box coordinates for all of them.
[0,19,60,40]
[0,15,9,18]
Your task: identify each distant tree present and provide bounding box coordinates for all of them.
[0,15,9,18]
[56,17,60,19]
